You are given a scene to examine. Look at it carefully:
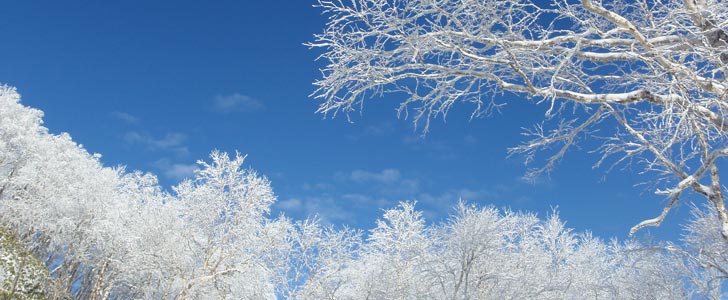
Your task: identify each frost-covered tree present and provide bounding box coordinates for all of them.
[0,84,127,298]
[304,202,692,300]
[310,0,728,237]
[170,151,288,299]
[339,202,433,299]
[0,83,724,298]
[0,85,292,299]
[674,206,728,299]
[270,219,361,300]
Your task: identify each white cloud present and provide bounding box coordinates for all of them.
[349,169,401,184]
[112,111,141,125]
[212,93,264,113]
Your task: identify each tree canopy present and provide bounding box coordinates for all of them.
[0,84,726,298]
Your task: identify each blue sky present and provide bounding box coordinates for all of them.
[1,1,692,240]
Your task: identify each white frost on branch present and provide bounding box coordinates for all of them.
[309,0,728,237]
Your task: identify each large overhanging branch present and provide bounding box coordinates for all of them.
[319,58,728,132]
[311,0,728,237]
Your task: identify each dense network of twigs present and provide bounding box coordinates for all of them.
[310,0,728,237]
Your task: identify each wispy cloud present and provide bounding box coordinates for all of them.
[349,169,401,184]
[412,188,498,220]
[344,121,398,142]
[464,134,478,145]
[288,168,505,223]
[287,168,419,222]
[402,135,458,160]
[153,159,199,181]
[124,132,186,149]
[302,182,335,191]
[123,131,189,157]
[212,93,264,113]
[277,198,303,211]
[341,193,390,207]
[164,164,198,181]
[364,121,396,136]
[275,196,355,224]
[333,168,420,199]
[380,178,420,195]
[114,116,194,181]
[112,111,141,125]
[416,188,495,205]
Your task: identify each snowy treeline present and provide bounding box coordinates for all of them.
[0,85,725,299]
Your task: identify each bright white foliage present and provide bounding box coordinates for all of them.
[0,84,724,299]
[170,151,284,299]
[0,85,286,299]
[314,203,691,300]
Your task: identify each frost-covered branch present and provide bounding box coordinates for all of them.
[310,0,728,237]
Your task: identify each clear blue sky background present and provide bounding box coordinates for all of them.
[1,1,692,241]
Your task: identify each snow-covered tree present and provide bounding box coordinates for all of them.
[170,151,286,299]
[1,83,724,298]
[270,219,361,300]
[675,206,728,299]
[305,202,691,300]
[0,84,126,298]
[338,202,433,299]
[0,85,291,299]
[310,0,728,237]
